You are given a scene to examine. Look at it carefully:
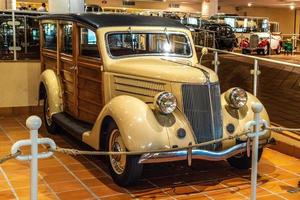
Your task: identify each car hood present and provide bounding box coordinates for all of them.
[107,57,218,83]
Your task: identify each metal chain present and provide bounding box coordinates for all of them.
[0,151,21,164]
[49,130,251,156]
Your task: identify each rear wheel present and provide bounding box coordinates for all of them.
[43,94,58,134]
[242,49,248,54]
[227,148,263,169]
[106,122,143,186]
[256,49,261,55]
[262,46,269,55]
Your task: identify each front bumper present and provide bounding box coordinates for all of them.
[138,139,271,164]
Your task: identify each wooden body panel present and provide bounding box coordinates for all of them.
[40,19,104,124]
[60,54,76,115]
[77,57,103,123]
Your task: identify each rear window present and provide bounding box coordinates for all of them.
[42,23,57,50]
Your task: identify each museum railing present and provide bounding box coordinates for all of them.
[196,44,300,130]
[192,29,216,49]
[195,45,300,96]
[0,10,47,61]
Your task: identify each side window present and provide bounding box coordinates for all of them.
[79,27,99,58]
[61,24,72,54]
[42,23,57,50]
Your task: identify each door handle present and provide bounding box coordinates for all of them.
[70,65,77,71]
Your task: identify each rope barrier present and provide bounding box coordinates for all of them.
[267,126,300,134]
[1,125,299,164]
[49,130,251,156]
[0,151,21,164]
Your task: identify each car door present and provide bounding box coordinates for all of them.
[59,22,77,116]
[75,26,104,123]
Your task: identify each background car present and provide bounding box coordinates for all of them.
[200,22,237,51]
[240,32,282,55]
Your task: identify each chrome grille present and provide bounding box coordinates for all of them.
[182,82,223,150]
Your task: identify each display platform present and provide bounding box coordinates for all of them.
[0,115,299,199]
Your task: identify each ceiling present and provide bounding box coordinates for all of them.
[219,0,300,8]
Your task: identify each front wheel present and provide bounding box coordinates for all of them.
[227,148,263,169]
[106,122,143,186]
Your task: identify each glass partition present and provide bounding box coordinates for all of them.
[211,15,271,33]
[0,11,43,61]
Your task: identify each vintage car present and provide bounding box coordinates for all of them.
[38,13,271,186]
[210,14,282,55]
[200,22,237,51]
[240,32,282,55]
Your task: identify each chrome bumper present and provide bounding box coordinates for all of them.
[139,142,248,164]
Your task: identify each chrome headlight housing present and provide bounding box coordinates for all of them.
[226,87,248,109]
[154,92,177,114]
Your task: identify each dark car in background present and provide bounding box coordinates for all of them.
[201,22,237,51]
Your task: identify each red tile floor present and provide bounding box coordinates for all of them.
[0,115,300,200]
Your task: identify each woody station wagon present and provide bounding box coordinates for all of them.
[38,13,271,186]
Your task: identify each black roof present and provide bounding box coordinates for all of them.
[39,13,187,29]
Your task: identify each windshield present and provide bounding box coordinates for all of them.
[107,32,192,58]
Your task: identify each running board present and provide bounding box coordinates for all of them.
[52,112,92,140]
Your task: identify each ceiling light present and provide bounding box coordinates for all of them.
[290,5,295,10]
[247,3,252,7]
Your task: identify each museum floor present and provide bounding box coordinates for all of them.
[0,115,299,200]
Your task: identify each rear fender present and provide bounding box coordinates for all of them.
[39,69,63,116]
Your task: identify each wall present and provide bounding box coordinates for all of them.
[0,62,40,108]
[219,6,297,34]
[0,0,8,9]
[85,0,202,13]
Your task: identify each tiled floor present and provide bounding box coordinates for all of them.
[0,115,300,200]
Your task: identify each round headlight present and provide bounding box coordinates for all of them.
[154,92,177,114]
[227,88,248,109]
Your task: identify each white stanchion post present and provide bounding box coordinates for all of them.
[250,103,263,200]
[26,116,42,200]
[253,59,259,96]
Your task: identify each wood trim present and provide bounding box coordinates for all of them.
[73,22,79,117]
[78,74,102,83]
[60,54,73,63]
[78,96,102,107]
[57,21,61,76]
[42,50,57,59]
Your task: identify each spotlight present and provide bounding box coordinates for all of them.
[290,5,295,10]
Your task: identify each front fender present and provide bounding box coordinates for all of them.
[221,90,270,149]
[39,69,63,116]
[83,95,195,151]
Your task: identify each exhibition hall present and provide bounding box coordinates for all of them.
[0,0,300,199]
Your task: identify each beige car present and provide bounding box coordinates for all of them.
[39,13,270,186]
